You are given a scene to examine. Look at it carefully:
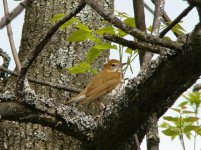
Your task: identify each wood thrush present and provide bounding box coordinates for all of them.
[67,59,126,108]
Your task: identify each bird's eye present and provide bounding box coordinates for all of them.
[111,64,116,67]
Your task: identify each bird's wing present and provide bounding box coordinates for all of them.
[79,72,121,104]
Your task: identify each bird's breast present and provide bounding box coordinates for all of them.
[100,82,124,105]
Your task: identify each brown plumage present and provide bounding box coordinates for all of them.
[67,59,126,106]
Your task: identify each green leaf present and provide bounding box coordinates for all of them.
[174,23,185,31]
[172,24,186,36]
[59,17,80,29]
[67,62,90,74]
[134,49,138,54]
[194,127,201,135]
[171,135,177,140]
[116,29,127,37]
[88,35,101,43]
[50,13,65,22]
[163,116,179,122]
[185,132,191,140]
[93,43,117,50]
[180,105,187,110]
[76,23,92,32]
[67,29,91,42]
[183,110,194,114]
[125,48,133,55]
[95,26,115,35]
[86,48,102,63]
[184,117,199,122]
[186,92,201,107]
[178,101,188,107]
[170,108,181,113]
[184,125,200,133]
[123,17,135,27]
[162,129,180,136]
[160,122,171,128]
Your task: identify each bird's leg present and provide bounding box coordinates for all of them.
[96,100,108,117]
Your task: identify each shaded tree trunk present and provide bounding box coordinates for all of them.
[0,0,113,149]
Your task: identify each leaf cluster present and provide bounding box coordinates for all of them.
[161,92,201,142]
[50,12,137,74]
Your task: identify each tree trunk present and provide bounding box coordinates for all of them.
[0,0,113,149]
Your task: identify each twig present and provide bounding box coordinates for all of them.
[103,34,163,54]
[0,0,35,29]
[0,66,80,93]
[84,0,183,51]
[134,134,141,150]
[162,12,181,37]
[3,0,22,71]
[144,2,179,37]
[151,0,165,35]
[144,2,154,14]
[160,5,194,38]
[15,1,86,96]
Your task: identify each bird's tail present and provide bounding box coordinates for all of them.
[66,98,77,105]
[66,95,86,105]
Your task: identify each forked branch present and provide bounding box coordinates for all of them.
[0,0,35,29]
[84,0,183,51]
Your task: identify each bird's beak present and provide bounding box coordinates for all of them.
[121,63,127,67]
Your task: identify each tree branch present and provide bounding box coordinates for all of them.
[15,1,86,96]
[144,2,180,38]
[0,91,96,142]
[84,0,183,51]
[151,0,164,36]
[0,101,95,142]
[133,0,153,69]
[160,5,194,38]
[103,34,166,54]
[188,0,201,6]
[0,0,35,29]
[0,66,80,93]
[146,113,159,150]
[144,2,154,14]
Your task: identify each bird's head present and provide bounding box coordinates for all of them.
[103,59,127,73]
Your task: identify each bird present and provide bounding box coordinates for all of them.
[67,59,126,109]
